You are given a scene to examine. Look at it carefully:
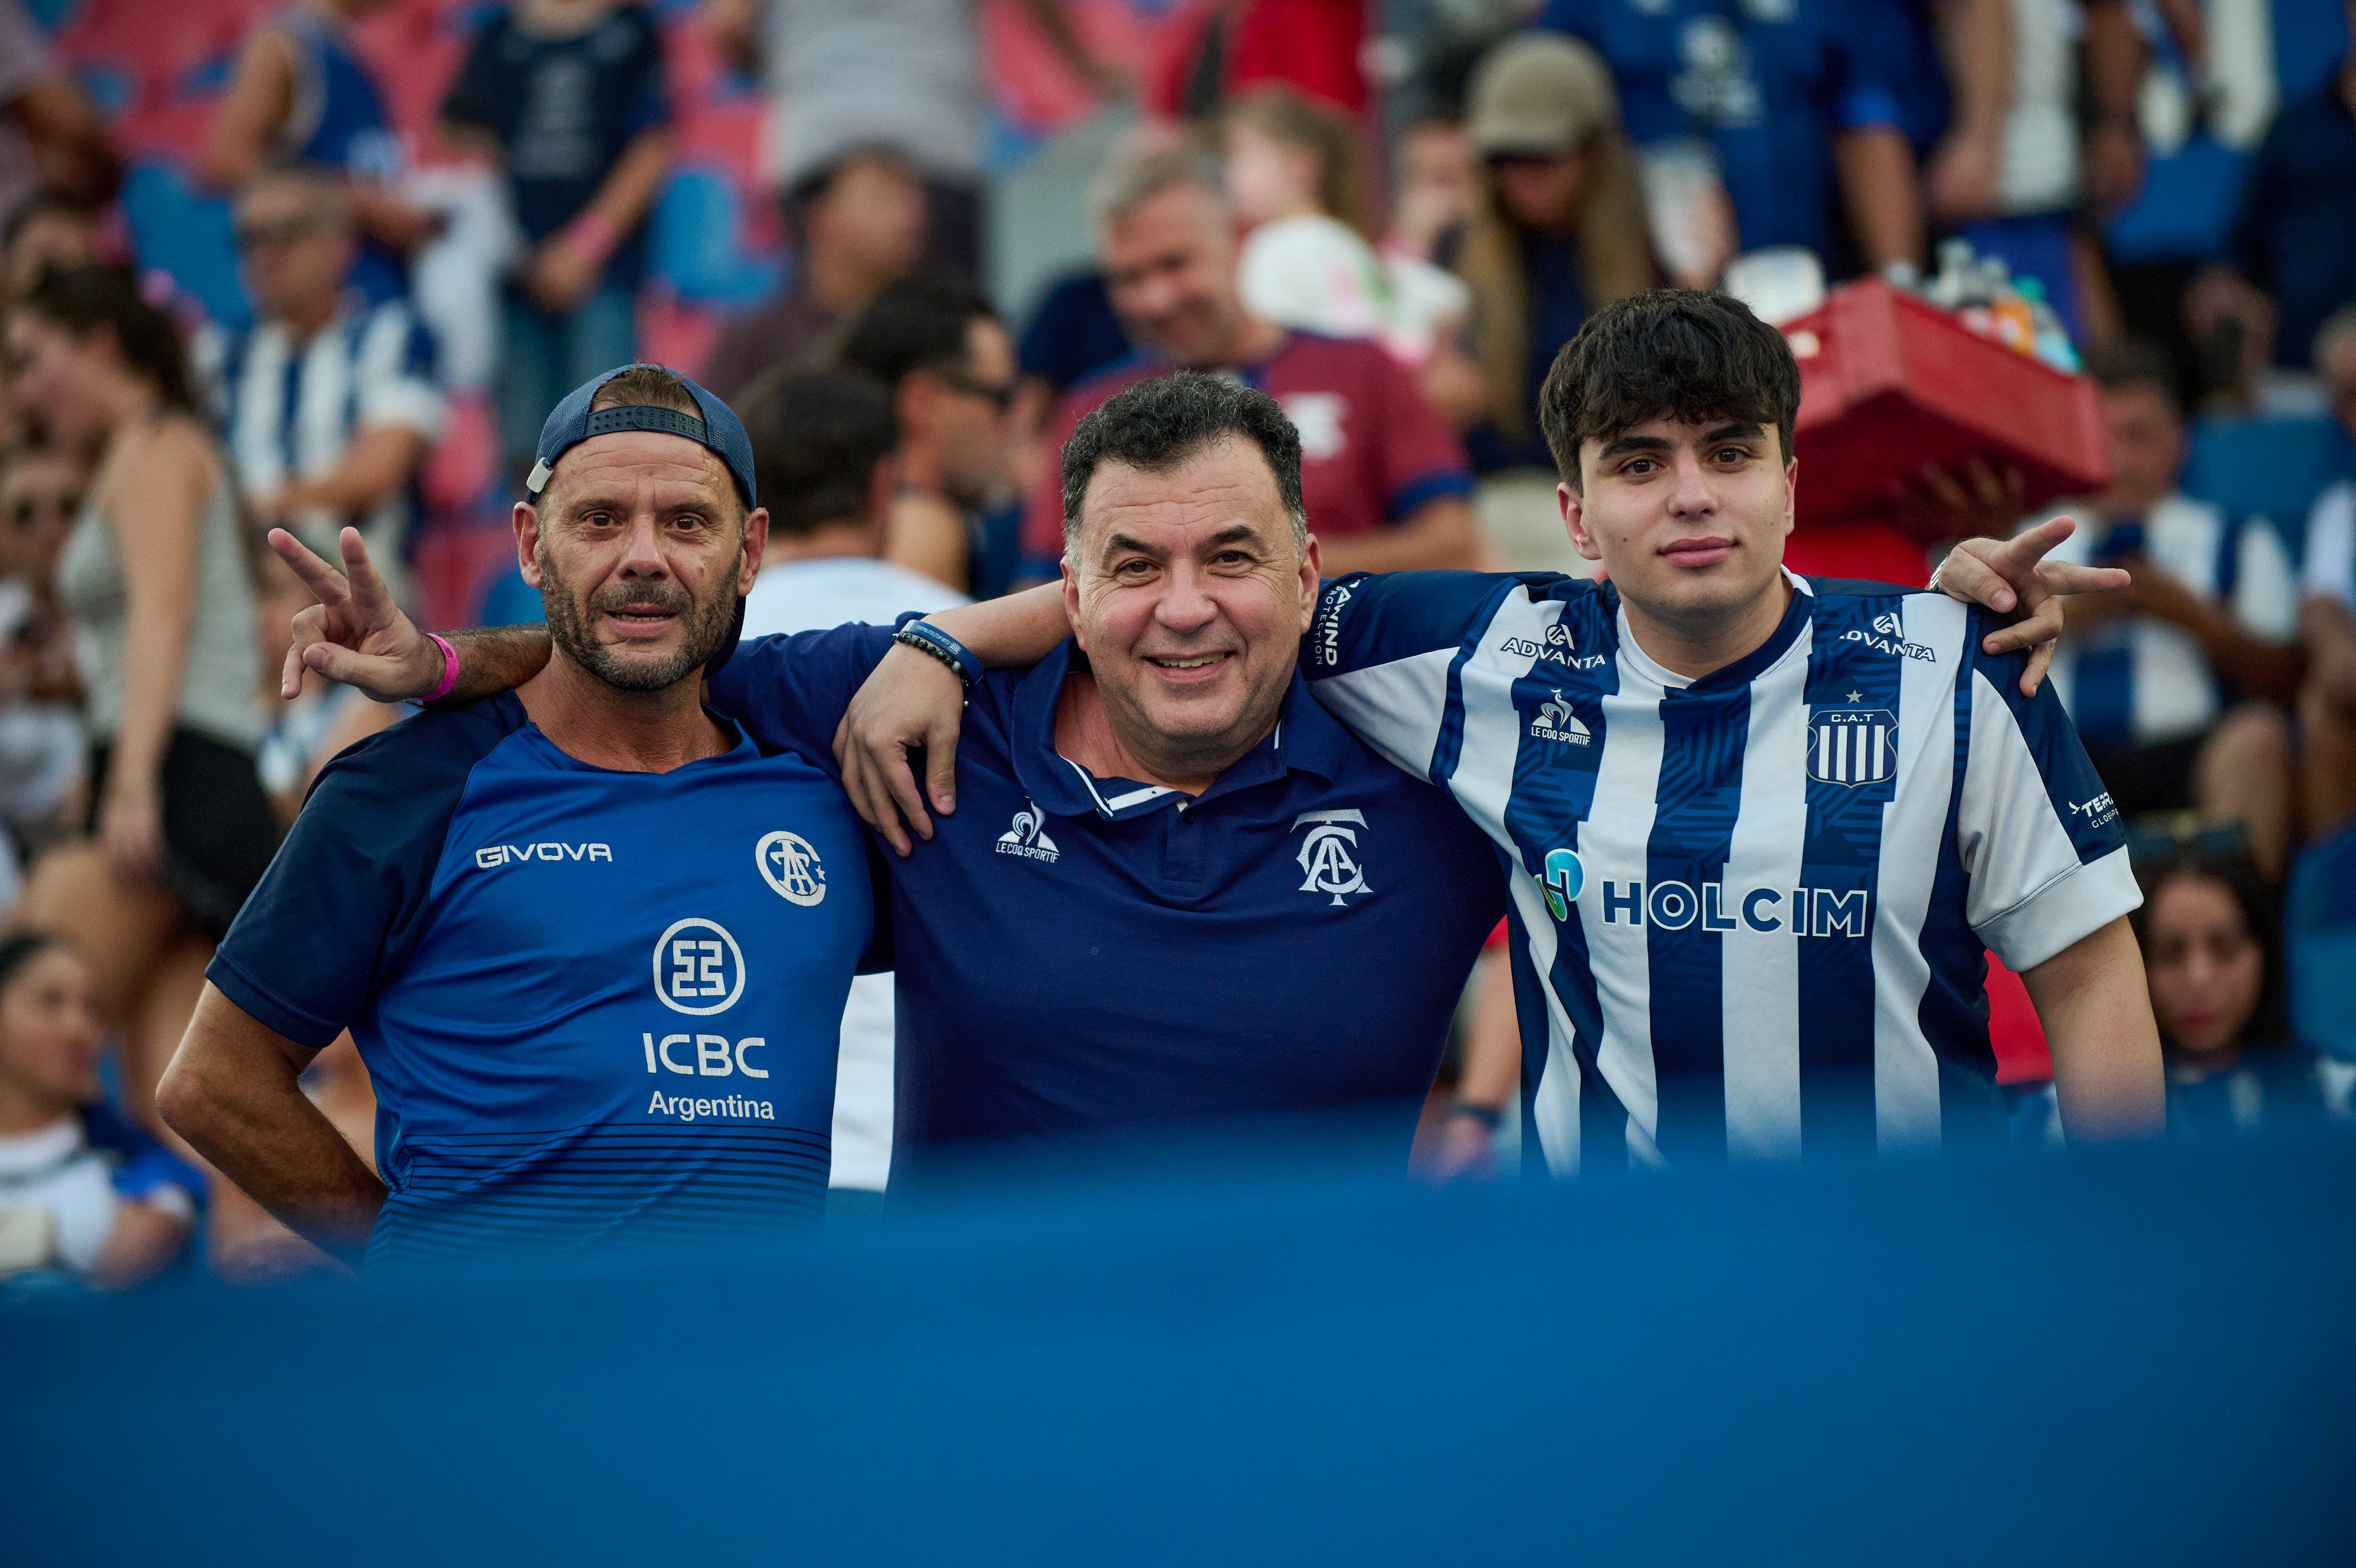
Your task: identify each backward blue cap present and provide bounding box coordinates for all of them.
[526,365,758,510]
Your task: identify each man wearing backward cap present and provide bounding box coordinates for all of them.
[159,365,882,1269]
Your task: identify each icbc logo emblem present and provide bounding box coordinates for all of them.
[653,918,744,1015]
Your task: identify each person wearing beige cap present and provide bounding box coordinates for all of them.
[1438,32,1660,571]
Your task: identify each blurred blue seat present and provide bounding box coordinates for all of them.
[2286,824,2356,1059]
[647,164,780,311]
[2181,415,2356,562]
[118,159,249,333]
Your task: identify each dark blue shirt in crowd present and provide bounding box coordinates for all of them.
[206,698,874,1267]
[1017,269,1133,394]
[2229,72,2356,369]
[1462,230,1588,475]
[441,4,668,288]
[1536,0,1906,265]
[2167,1046,2355,1138]
[708,628,1508,1172]
[277,5,407,304]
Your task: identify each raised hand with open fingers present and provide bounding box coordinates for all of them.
[269,526,444,702]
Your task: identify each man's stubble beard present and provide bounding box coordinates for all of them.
[538,540,743,693]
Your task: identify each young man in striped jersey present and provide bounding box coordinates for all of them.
[842,293,2163,1173]
[1301,293,2163,1168]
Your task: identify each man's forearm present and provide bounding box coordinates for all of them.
[440,625,556,703]
[158,987,387,1260]
[289,427,427,518]
[2020,916,2166,1140]
[925,583,1072,668]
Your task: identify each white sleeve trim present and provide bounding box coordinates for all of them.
[1975,844,2143,973]
[358,380,445,441]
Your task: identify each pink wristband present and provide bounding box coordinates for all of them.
[423,632,459,703]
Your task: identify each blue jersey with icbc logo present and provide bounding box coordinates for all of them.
[207,695,874,1268]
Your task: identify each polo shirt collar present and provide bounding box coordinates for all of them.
[1008,641,1349,820]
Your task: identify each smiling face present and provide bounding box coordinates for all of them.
[521,429,767,694]
[1100,183,1252,370]
[0,944,104,1113]
[2143,872,2265,1058]
[1064,434,1319,780]
[1561,415,1795,642]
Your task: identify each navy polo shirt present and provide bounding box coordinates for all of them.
[707,628,1508,1169]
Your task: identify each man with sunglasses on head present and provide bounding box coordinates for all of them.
[201,165,441,606]
[837,273,1019,596]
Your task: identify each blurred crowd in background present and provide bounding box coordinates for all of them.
[0,0,2353,1289]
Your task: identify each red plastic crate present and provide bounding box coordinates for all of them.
[1783,279,2110,540]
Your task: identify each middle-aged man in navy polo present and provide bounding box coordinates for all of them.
[282,375,1508,1176]
[282,374,2068,1181]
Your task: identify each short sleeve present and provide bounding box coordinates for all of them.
[2302,484,2356,609]
[1825,0,1907,131]
[1956,629,2141,972]
[1366,347,1473,523]
[439,20,502,135]
[206,699,526,1050]
[705,624,898,774]
[1303,569,1559,779]
[354,302,443,438]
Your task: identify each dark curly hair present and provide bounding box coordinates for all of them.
[1058,372,1305,558]
[1538,289,1800,492]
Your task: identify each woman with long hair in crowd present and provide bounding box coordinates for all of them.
[2,265,280,1144]
[0,930,198,1288]
[2133,840,2355,1135]
[1442,32,1656,567]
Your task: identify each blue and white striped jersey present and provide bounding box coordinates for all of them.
[199,295,442,601]
[1306,568,2141,1171]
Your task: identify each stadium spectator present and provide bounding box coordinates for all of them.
[2295,304,2356,840]
[0,0,120,220]
[8,267,281,1148]
[735,366,963,1206]
[1145,0,1371,118]
[2026,342,2303,877]
[0,932,198,1290]
[2133,839,2356,1134]
[2191,3,2356,392]
[1016,146,1482,586]
[1932,0,2141,341]
[0,439,86,861]
[1535,0,1926,281]
[200,0,438,305]
[1443,33,1655,568]
[440,0,672,473]
[165,366,874,1266]
[206,168,441,612]
[2,192,103,304]
[700,147,928,405]
[1384,117,1479,267]
[836,274,1016,595]
[706,0,1110,285]
[1220,86,1471,374]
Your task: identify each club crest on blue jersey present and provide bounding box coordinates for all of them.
[1292,809,1370,905]
[1539,847,1584,921]
[755,830,825,906]
[1807,706,1897,786]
